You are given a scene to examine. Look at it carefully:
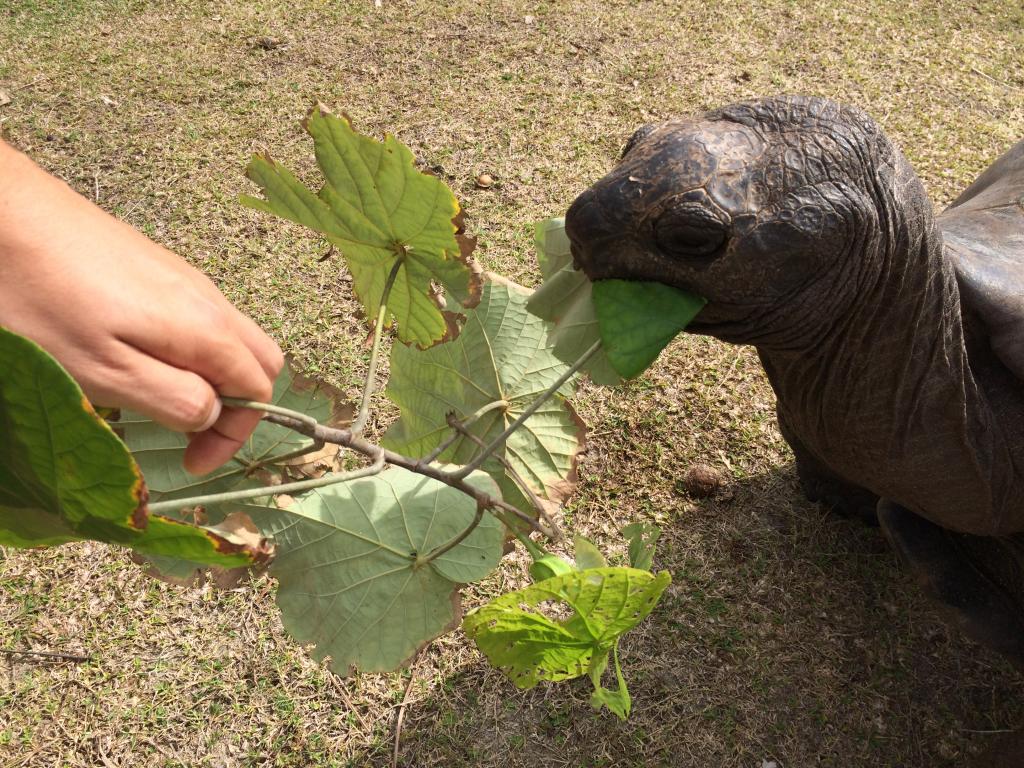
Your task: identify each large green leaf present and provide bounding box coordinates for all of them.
[244,468,504,674]
[241,105,481,348]
[527,217,707,381]
[526,218,622,386]
[119,364,348,505]
[0,327,270,566]
[591,280,706,379]
[463,567,671,716]
[382,282,585,515]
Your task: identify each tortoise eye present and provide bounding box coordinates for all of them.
[654,202,729,258]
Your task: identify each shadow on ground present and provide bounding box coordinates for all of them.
[396,464,1024,768]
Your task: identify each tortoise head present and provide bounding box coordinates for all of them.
[566,96,929,348]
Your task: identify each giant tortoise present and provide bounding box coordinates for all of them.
[564,95,1024,762]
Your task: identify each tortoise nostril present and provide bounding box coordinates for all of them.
[653,201,729,258]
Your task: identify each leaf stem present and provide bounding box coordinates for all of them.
[451,340,600,480]
[147,453,386,515]
[352,258,403,436]
[443,413,560,538]
[418,504,484,565]
[221,397,319,428]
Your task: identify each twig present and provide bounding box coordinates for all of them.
[451,340,600,480]
[419,399,509,465]
[444,413,560,538]
[12,75,51,92]
[218,402,556,538]
[147,452,385,515]
[352,258,402,436]
[392,653,422,768]
[0,648,91,663]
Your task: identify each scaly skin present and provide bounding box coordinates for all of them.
[565,95,1024,666]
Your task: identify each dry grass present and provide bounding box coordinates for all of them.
[1,0,1023,765]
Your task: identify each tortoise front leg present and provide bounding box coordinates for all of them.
[777,407,880,525]
[878,498,1024,669]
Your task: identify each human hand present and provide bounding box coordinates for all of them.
[0,141,283,475]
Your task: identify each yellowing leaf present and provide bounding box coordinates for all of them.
[463,567,671,717]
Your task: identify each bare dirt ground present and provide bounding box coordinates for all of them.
[1,1,1023,766]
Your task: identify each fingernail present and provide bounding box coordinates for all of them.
[197,397,223,433]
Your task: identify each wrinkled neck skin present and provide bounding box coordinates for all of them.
[754,185,1011,533]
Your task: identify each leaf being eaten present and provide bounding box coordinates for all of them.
[526,217,706,381]
[526,217,622,385]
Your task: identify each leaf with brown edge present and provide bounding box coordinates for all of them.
[241,104,482,348]
[0,326,269,569]
[383,282,587,520]
[119,361,350,506]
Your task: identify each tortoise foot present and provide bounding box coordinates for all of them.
[970,728,1024,768]
[795,462,880,527]
[878,500,1024,668]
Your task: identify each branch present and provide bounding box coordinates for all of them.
[0,648,91,663]
[163,400,557,539]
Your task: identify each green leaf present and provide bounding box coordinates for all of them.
[529,553,575,582]
[573,535,607,570]
[241,105,481,348]
[591,280,706,379]
[383,282,585,516]
[245,468,504,674]
[0,327,270,567]
[527,217,707,381]
[120,364,347,505]
[463,567,671,691]
[526,218,622,386]
[588,642,631,719]
[621,522,661,571]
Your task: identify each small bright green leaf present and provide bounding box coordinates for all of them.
[245,468,504,674]
[463,567,671,690]
[621,522,661,571]
[0,327,269,567]
[383,282,585,516]
[241,105,481,348]
[588,642,631,719]
[591,280,706,379]
[573,535,607,570]
[120,364,348,505]
[527,218,622,386]
[529,553,575,582]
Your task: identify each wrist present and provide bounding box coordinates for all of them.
[0,140,86,256]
